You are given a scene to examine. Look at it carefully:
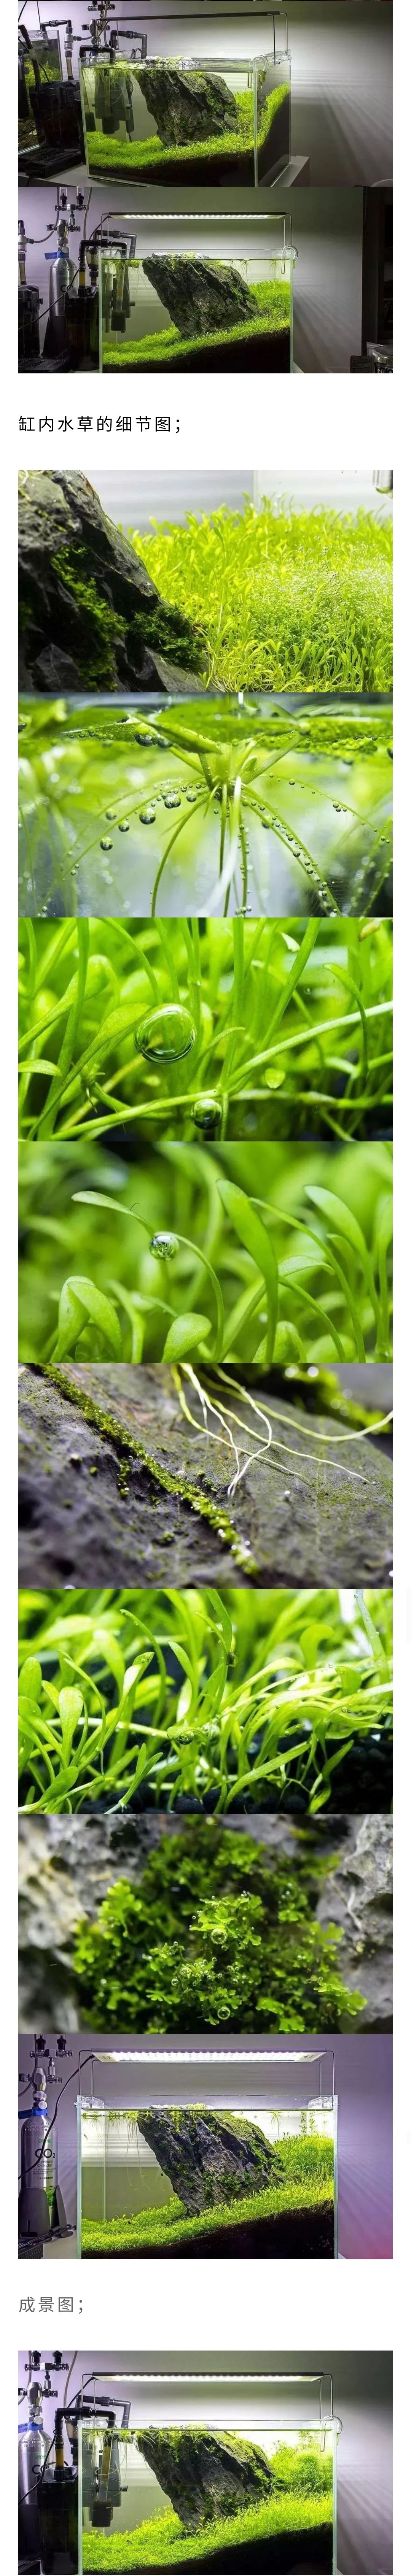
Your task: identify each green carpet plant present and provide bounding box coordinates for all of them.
[18,916,393,1146]
[18,1583,392,1816]
[18,1136,393,1366]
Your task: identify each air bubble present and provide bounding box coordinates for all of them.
[193,1094,222,1136]
[139,806,156,826]
[150,1231,178,1260]
[135,1003,196,1064]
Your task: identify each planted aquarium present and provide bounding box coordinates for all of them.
[99,240,294,375]
[79,2373,338,2573]
[78,2049,337,2261]
[18,694,393,920]
[80,51,290,188]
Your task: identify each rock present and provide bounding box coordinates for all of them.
[134,2427,274,2534]
[319,1814,392,2030]
[137,2104,280,2211]
[138,62,239,148]
[18,469,206,694]
[142,256,255,342]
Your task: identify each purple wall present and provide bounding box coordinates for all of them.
[18,2031,392,2257]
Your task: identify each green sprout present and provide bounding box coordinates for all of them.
[18,1137,393,1367]
[18,1582,392,1817]
[18,916,393,1146]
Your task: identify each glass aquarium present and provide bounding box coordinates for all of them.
[77,2051,337,2262]
[18,693,393,921]
[80,50,290,187]
[79,2372,339,2573]
[99,234,294,374]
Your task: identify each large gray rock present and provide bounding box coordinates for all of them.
[137,2103,280,2212]
[134,2427,274,2534]
[138,62,239,148]
[143,255,255,343]
[18,469,205,694]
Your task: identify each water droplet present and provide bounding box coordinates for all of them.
[163,792,181,811]
[100,837,113,852]
[236,905,252,916]
[150,1231,178,1261]
[105,809,116,821]
[332,803,344,813]
[119,820,129,834]
[139,806,156,826]
[186,788,199,804]
[19,717,27,732]
[193,1094,222,1136]
[264,1067,285,1093]
[135,1004,196,1064]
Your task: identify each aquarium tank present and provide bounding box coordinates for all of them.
[79,2371,339,2573]
[78,2050,337,2262]
[18,693,393,921]
[80,49,290,187]
[99,236,295,374]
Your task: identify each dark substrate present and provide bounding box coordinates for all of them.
[83,2203,335,2260]
[117,327,290,375]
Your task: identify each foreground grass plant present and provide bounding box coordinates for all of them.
[18,1584,392,1816]
[18,1137,393,1367]
[18,695,393,920]
[131,501,392,693]
[18,916,393,1146]
[72,1820,365,2031]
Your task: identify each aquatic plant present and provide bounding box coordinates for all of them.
[18,1136,393,1367]
[18,916,393,1147]
[132,502,392,694]
[18,696,393,921]
[72,1821,365,2031]
[103,279,291,371]
[81,2128,335,2255]
[82,2482,333,2571]
[18,1584,392,1816]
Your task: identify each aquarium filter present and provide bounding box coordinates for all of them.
[19,2035,73,2247]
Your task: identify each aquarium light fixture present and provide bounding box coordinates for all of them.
[90,2049,328,2062]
